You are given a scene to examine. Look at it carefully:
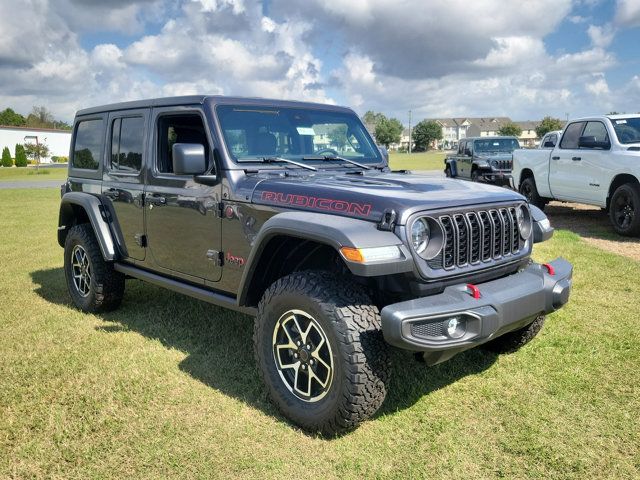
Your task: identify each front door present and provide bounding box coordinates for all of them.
[102,110,148,261]
[144,107,223,283]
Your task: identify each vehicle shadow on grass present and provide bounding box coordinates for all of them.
[544,201,640,262]
[31,267,498,437]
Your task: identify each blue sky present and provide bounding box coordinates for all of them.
[1,0,639,123]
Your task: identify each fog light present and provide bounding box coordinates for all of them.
[446,316,466,339]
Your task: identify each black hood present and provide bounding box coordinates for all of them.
[245,170,524,224]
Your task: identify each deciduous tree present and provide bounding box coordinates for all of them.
[498,122,522,137]
[535,116,564,139]
[412,120,442,151]
[374,117,403,148]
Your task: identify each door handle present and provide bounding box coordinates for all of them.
[147,195,166,206]
[572,156,582,161]
[551,156,560,161]
[103,188,119,199]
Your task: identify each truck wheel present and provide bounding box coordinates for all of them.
[471,169,480,182]
[519,177,546,210]
[64,224,125,313]
[254,271,390,435]
[609,183,640,236]
[482,315,545,354]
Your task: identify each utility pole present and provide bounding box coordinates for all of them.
[408,110,412,154]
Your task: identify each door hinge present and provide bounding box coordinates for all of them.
[206,249,224,266]
[216,202,225,217]
[134,234,147,248]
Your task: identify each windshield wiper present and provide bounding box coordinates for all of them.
[302,155,371,170]
[237,156,317,171]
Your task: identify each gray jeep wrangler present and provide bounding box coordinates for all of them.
[445,136,519,185]
[58,96,572,435]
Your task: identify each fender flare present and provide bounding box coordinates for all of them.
[58,192,117,261]
[237,211,414,306]
[530,204,554,243]
[445,158,458,176]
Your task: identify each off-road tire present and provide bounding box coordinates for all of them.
[254,271,390,436]
[519,176,546,211]
[445,165,453,177]
[64,223,125,313]
[482,315,545,354]
[471,169,480,182]
[609,183,640,237]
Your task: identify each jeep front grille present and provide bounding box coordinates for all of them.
[494,159,512,170]
[428,206,522,270]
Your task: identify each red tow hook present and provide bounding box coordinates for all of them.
[466,284,481,299]
[543,263,556,276]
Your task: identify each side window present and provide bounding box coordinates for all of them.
[72,119,104,170]
[110,116,144,172]
[157,114,211,174]
[560,122,585,149]
[549,134,557,146]
[582,121,609,145]
[458,141,464,155]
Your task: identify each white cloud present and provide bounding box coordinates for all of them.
[0,0,631,123]
[615,0,640,27]
[587,24,616,48]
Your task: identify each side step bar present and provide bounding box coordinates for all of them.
[114,263,257,317]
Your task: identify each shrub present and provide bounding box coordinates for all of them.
[14,144,27,167]
[1,146,12,167]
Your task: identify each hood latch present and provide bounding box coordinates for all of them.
[378,209,397,231]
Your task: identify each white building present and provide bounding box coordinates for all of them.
[0,126,71,163]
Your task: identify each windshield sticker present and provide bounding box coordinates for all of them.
[296,127,316,135]
[616,120,627,124]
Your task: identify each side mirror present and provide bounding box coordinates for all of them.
[578,135,610,150]
[377,145,389,162]
[172,143,206,175]
[543,141,555,148]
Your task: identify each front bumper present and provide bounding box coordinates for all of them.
[480,171,512,185]
[380,258,572,363]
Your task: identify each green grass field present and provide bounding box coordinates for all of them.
[388,151,445,171]
[1,189,638,478]
[0,166,67,182]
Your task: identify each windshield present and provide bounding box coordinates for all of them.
[611,117,640,144]
[216,105,383,164]
[474,138,520,153]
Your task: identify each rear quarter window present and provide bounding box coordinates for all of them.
[72,119,104,170]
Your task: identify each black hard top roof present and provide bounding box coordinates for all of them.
[465,136,519,141]
[75,95,354,117]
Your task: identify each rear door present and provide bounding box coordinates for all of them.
[570,120,612,205]
[458,140,472,177]
[101,110,148,261]
[549,121,586,200]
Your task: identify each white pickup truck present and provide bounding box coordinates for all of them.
[512,115,640,236]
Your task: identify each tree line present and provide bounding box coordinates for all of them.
[0,106,71,130]
[361,110,565,150]
[1,142,51,167]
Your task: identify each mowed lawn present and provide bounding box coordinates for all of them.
[1,188,639,479]
[0,167,67,182]
[388,151,446,171]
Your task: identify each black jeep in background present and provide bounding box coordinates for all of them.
[58,96,572,435]
[445,136,519,185]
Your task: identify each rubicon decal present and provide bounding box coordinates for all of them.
[260,191,372,216]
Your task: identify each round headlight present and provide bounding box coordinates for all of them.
[517,205,532,239]
[411,218,430,254]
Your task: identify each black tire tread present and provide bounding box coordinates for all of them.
[64,223,125,313]
[520,176,546,210]
[482,315,545,354]
[254,271,390,436]
[609,183,640,237]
